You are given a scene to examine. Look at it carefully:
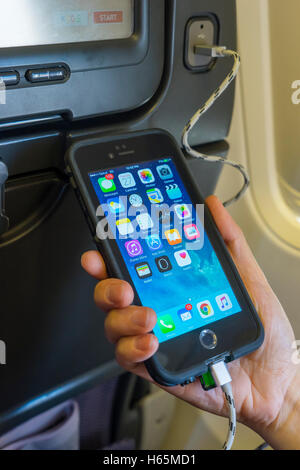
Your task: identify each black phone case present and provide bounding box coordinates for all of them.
[65,129,264,387]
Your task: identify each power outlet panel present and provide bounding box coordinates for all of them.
[185,16,219,72]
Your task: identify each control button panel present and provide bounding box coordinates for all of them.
[0,71,20,86]
[0,64,70,89]
[26,67,68,83]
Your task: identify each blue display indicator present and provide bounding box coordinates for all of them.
[89,158,241,344]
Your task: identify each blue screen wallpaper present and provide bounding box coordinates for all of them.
[89,158,241,344]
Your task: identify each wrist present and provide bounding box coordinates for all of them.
[259,369,300,450]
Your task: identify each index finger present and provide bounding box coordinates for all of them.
[81,250,108,281]
[205,195,270,295]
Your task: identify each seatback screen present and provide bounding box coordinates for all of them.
[0,0,134,48]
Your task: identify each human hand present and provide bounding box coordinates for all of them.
[81,196,299,449]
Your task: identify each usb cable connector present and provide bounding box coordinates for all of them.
[210,360,232,387]
[194,44,227,58]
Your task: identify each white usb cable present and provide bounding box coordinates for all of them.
[182,45,249,207]
[183,46,241,449]
[210,361,236,450]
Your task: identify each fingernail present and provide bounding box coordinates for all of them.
[132,309,150,328]
[135,335,154,352]
[105,284,120,304]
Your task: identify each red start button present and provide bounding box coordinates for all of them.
[93,11,123,24]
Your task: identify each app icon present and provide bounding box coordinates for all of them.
[197,301,214,319]
[157,315,176,334]
[177,307,193,322]
[216,294,233,312]
[155,256,172,273]
[125,240,143,257]
[164,229,182,245]
[116,218,134,236]
[175,204,192,221]
[98,175,116,193]
[174,250,192,267]
[136,213,154,231]
[184,224,201,241]
[165,184,182,200]
[147,188,164,204]
[135,262,152,279]
[107,197,125,214]
[145,234,162,251]
[157,164,173,180]
[138,169,155,184]
[129,194,143,208]
[118,172,136,189]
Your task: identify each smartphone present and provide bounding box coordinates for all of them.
[65,129,264,386]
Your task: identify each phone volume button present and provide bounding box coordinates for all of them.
[73,190,95,237]
[65,166,72,177]
[69,177,77,189]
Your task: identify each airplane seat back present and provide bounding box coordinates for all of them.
[0,0,237,440]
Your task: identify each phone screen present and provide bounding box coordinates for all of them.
[89,158,241,344]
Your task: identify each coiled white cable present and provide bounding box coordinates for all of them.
[222,382,237,450]
[210,361,236,451]
[182,46,249,207]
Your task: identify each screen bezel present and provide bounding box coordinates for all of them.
[68,130,263,383]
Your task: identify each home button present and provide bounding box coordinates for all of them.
[199,329,218,350]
